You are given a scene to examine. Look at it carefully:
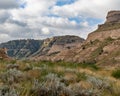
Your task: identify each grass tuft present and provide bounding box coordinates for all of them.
[112,69,120,79]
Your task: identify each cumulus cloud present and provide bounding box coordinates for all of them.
[0,0,20,9]
[41,27,50,35]
[52,0,120,19]
[0,0,120,42]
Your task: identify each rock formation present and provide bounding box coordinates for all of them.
[32,35,84,59]
[61,10,120,66]
[106,10,120,23]
[0,36,84,59]
[36,10,120,67]
[0,48,9,60]
[87,10,120,42]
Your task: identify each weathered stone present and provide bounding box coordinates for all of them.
[88,10,120,41]
[106,10,120,23]
[0,48,9,60]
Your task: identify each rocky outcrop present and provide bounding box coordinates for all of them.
[36,10,120,67]
[58,10,120,66]
[32,35,84,58]
[86,29,120,42]
[106,11,120,23]
[0,48,9,60]
[87,10,120,42]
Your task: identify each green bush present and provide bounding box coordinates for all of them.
[112,69,120,79]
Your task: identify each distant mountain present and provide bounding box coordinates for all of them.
[0,39,43,58]
[0,36,84,59]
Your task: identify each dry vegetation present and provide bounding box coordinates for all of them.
[0,60,119,96]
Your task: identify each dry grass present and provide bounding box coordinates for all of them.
[0,60,119,96]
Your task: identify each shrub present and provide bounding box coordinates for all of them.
[112,69,120,79]
[0,85,19,96]
[0,69,24,84]
[68,84,99,96]
[87,75,111,91]
[30,73,72,96]
[6,64,19,70]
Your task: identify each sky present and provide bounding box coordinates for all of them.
[0,0,120,42]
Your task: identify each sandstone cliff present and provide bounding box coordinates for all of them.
[35,10,120,67]
[62,10,120,66]
[106,10,120,23]
[87,11,120,42]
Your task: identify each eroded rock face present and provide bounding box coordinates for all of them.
[0,48,9,59]
[33,35,84,57]
[43,11,120,66]
[86,28,120,42]
[87,10,120,42]
[0,36,84,59]
[72,11,120,66]
[32,11,120,67]
[106,11,120,23]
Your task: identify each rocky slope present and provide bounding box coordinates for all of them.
[0,36,84,59]
[70,11,120,66]
[31,35,84,58]
[0,39,43,58]
[34,10,120,66]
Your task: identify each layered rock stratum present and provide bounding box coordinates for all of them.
[106,10,120,23]
[0,36,84,59]
[53,10,120,66]
[33,10,120,66]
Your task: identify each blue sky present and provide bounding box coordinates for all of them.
[0,0,120,42]
[56,0,78,6]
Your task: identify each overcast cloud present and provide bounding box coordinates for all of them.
[0,0,19,9]
[0,0,120,42]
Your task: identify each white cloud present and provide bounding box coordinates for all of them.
[52,0,120,19]
[0,34,11,43]
[42,27,50,35]
[0,0,120,42]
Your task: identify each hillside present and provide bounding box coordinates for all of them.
[32,35,84,59]
[75,11,120,66]
[0,36,84,59]
[33,10,120,66]
[0,39,43,58]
